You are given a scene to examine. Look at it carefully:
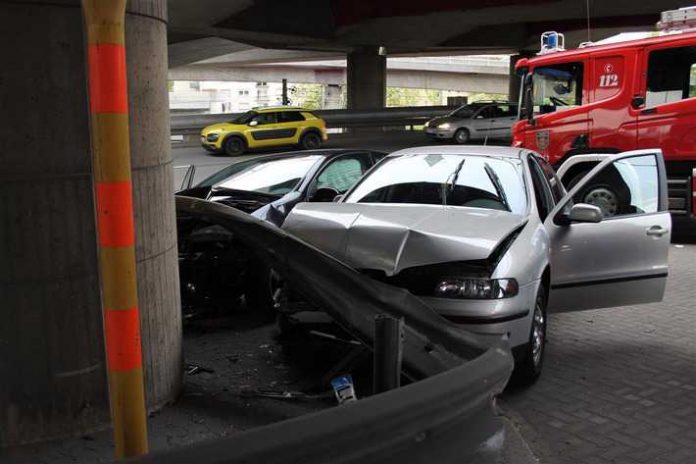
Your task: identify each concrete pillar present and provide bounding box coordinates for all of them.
[508,53,531,104]
[0,0,182,446]
[347,47,386,110]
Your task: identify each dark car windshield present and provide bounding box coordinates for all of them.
[231,110,257,124]
[344,154,527,214]
[198,155,323,195]
[450,103,485,118]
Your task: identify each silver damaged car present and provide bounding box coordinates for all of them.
[282,146,671,383]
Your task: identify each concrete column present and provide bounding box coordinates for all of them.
[508,53,532,104]
[347,47,386,110]
[0,0,181,446]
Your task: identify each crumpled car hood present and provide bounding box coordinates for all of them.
[283,203,527,276]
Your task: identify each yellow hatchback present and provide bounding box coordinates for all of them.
[200,106,328,156]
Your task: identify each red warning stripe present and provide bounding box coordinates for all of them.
[88,44,128,114]
[104,307,143,371]
[95,181,135,247]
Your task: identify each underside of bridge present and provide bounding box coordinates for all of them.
[167,0,685,109]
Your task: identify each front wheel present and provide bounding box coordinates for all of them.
[453,128,470,144]
[223,136,245,156]
[512,284,547,386]
[300,132,322,150]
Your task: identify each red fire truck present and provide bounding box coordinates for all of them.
[512,9,696,223]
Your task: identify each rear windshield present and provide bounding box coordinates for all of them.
[198,155,323,195]
[344,154,527,214]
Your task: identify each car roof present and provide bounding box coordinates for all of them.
[230,148,383,162]
[386,145,527,159]
[252,106,309,113]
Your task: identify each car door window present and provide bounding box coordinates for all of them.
[498,104,517,117]
[475,106,495,119]
[251,112,277,125]
[529,158,555,220]
[571,154,659,217]
[316,156,368,193]
[536,157,566,203]
[277,111,305,123]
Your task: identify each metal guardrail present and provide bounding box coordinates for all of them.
[170,106,456,134]
[140,197,513,464]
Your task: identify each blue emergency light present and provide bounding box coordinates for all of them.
[539,31,565,55]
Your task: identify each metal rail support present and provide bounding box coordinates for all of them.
[82,0,149,458]
[373,315,404,394]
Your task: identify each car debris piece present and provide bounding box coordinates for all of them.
[331,375,357,405]
[186,364,215,376]
[241,390,334,401]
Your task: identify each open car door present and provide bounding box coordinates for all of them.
[545,149,671,312]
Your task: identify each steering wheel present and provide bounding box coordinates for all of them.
[549,97,568,107]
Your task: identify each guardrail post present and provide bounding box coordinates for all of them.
[373,315,404,394]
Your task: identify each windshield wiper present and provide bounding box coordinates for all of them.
[442,158,466,205]
[483,163,510,212]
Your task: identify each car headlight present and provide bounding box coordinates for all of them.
[438,123,451,129]
[206,133,220,142]
[434,278,518,299]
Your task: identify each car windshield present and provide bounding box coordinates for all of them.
[231,110,257,124]
[199,155,323,195]
[450,104,484,118]
[345,153,527,214]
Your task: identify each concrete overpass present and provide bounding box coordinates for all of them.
[168,56,511,94]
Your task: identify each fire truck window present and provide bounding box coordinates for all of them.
[531,63,583,115]
[646,46,696,107]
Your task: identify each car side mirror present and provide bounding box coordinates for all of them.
[333,194,344,203]
[311,187,340,202]
[568,203,603,223]
[248,120,259,127]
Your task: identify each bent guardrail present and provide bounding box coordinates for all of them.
[170,106,456,134]
[132,197,513,464]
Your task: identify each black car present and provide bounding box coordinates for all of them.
[176,149,386,314]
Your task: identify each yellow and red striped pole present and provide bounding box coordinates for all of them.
[82,0,148,458]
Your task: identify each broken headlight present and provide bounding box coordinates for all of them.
[434,278,518,299]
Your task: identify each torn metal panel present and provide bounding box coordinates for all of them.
[282,203,528,276]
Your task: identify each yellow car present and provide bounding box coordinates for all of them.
[200,106,328,156]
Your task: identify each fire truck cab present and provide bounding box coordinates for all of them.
[513,14,696,221]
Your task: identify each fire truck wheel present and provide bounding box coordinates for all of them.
[568,170,629,218]
[453,128,470,144]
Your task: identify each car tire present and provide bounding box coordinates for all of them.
[512,284,547,386]
[300,131,322,150]
[223,136,246,156]
[453,128,470,144]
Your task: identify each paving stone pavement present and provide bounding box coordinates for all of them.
[501,243,696,464]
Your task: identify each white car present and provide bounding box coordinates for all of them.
[282,146,671,383]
